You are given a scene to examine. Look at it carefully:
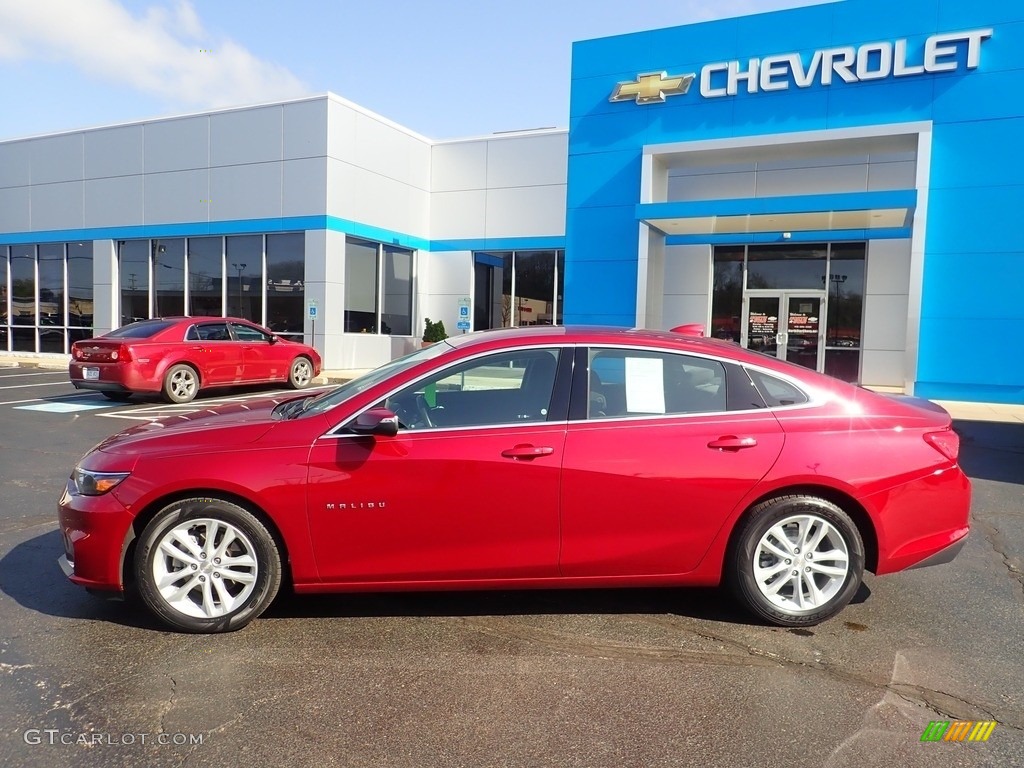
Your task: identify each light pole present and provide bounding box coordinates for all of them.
[231,262,246,319]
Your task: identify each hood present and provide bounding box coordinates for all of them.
[93,395,291,456]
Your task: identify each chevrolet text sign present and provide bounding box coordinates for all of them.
[610,29,992,103]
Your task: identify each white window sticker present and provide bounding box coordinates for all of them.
[625,357,665,414]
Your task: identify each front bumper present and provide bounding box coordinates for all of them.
[57,484,135,593]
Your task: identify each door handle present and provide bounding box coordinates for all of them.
[190,345,207,352]
[707,436,758,451]
[501,444,554,460]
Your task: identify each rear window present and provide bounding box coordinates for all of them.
[747,369,809,407]
[106,320,178,339]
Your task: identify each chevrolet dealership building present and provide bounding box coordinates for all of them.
[1,0,1020,403]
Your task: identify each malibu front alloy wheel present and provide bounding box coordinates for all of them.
[134,498,282,633]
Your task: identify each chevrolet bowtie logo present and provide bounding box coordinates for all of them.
[609,71,695,104]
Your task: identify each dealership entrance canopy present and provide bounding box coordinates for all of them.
[1,0,1020,403]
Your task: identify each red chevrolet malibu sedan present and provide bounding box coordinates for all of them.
[57,326,970,633]
[69,317,322,403]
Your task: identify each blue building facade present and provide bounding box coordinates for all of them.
[565,0,1023,402]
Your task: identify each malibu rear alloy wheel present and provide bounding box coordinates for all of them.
[730,495,864,627]
[134,498,282,633]
[288,356,313,389]
[162,364,199,404]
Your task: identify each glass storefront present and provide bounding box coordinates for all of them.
[343,237,414,336]
[472,249,564,330]
[712,243,866,382]
[0,242,94,353]
[117,234,305,341]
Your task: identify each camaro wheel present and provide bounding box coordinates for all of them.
[162,364,199,404]
[134,498,282,633]
[288,356,313,389]
[729,495,865,627]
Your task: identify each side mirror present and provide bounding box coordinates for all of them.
[349,407,399,437]
[268,335,279,344]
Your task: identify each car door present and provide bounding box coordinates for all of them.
[229,322,278,381]
[559,346,785,577]
[306,347,569,583]
[187,321,241,386]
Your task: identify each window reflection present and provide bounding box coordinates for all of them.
[747,244,827,290]
[38,243,65,352]
[187,237,223,317]
[226,235,261,321]
[153,238,185,317]
[711,246,743,342]
[266,233,304,340]
[472,250,564,330]
[67,242,93,336]
[344,237,413,336]
[0,246,7,351]
[119,240,150,324]
[11,245,35,353]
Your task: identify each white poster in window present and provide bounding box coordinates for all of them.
[625,357,665,414]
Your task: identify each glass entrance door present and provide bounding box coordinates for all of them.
[742,293,824,372]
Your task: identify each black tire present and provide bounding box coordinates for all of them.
[288,356,314,389]
[102,391,133,402]
[134,498,282,633]
[162,364,199,404]
[729,495,864,627]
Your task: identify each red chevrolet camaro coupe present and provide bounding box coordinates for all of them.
[69,317,322,404]
[58,326,970,633]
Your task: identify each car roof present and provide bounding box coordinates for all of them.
[446,325,833,380]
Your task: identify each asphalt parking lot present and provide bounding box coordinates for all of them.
[0,364,1021,767]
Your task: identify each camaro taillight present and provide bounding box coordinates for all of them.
[924,429,960,461]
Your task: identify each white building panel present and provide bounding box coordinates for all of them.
[867,160,917,190]
[861,350,906,388]
[85,176,145,228]
[866,239,912,294]
[31,182,83,230]
[328,159,429,237]
[662,294,711,331]
[430,190,486,240]
[431,141,487,192]
[862,293,910,352]
[30,134,83,184]
[485,133,568,189]
[352,112,430,190]
[326,99,357,161]
[144,169,210,224]
[211,106,283,167]
[755,164,869,196]
[144,116,209,173]
[0,187,30,231]
[283,158,327,218]
[485,185,566,238]
[0,141,32,188]
[283,99,328,160]
[668,171,756,202]
[85,126,144,179]
[210,163,282,221]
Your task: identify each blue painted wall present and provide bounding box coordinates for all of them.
[566,0,1024,402]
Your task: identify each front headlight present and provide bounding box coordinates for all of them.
[71,468,130,496]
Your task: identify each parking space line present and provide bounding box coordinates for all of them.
[98,386,330,421]
[0,381,72,391]
[0,392,96,407]
[0,370,70,378]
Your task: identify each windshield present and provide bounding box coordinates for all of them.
[300,341,452,417]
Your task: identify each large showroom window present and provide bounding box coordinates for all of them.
[710,242,866,382]
[472,249,564,330]
[344,236,414,335]
[0,242,94,353]
[117,234,305,340]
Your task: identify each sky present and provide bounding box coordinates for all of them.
[0,0,831,142]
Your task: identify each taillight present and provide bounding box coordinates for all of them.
[111,344,132,363]
[924,429,960,461]
[72,345,83,359]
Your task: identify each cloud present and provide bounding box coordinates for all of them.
[0,0,310,108]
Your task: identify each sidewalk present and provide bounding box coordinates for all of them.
[1,353,1022,424]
